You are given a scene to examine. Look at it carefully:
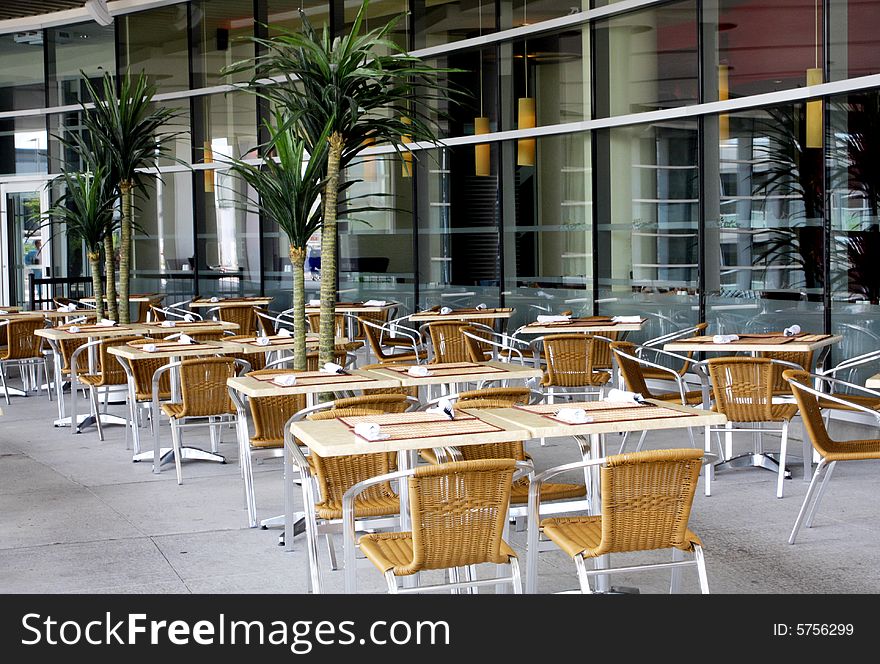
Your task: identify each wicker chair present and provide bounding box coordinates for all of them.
[531,334,612,402]
[222,335,268,372]
[358,362,419,398]
[759,349,814,397]
[639,322,708,381]
[784,369,880,544]
[136,296,165,323]
[158,357,247,484]
[697,357,799,498]
[527,449,709,593]
[307,312,346,338]
[117,343,173,454]
[347,459,530,594]
[462,328,530,365]
[285,406,403,590]
[69,335,141,440]
[0,317,52,405]
[213,305,259,336]
[611,341,704,453]
[360,317,427,364]
[423,321,488,364]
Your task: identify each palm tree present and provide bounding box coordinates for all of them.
[227,112,328,369]
[67,70,185,322]
[227,0,458,364]
[42,168,117,320]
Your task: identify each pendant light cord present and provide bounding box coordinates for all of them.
[478,0,484,115]
[523,1,528,97]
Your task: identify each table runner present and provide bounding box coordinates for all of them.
[381,361,503,377]
[515,401,695,425]
[339,411,503,441]
[251,371,369,386]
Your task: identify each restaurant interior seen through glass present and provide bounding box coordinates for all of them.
[2,0,880,381]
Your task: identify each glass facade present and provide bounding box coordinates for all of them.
[1,0,878,365]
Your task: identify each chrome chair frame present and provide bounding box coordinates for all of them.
[528,334,615,403]
[461,328,532,366]
[0,319,53,406]
[784,374,880,544]
[342,460,533,594]
[526,456,710,594]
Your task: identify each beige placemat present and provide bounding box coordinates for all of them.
[340,411,502,441]
[515,402,694,425]
[252,371,368,386]
[382,361,502,377]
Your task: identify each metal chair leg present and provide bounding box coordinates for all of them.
[325,533,339,570]
[789,459,828,544]
[805,460,836,528]
[694,545,710,594]
[670,548,684,593]
[574,555,593,594]
[170,418,184,485]
[776,420,790,498]
[91,387,105,441]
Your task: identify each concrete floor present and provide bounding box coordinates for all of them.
[2,381,879,594]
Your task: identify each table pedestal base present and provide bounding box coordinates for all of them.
[714,452,791,478]
[134,446,226,467]
[76,413,128,433]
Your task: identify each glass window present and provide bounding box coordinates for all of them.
[0,33,45,111]
[504,132,593,329]
[46,22,116,107]
[191,0,255,88]
[594,0,699,118]
[131,172,196,303]
[829,90,880,376]
[414,0,496,50]
[0,115,48,176]
[428,47,498,140]
[267,0,330,36]
[595,118,700,341]
[829,0,880,81]
[501,1,588,31]
[704,103,825,338]
[707,0,824,100]
[119,4,190,94]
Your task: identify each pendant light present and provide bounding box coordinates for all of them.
[805,0,823,148]
[718,63,729,141]
[474,0,490,176]
[203,141,214,193]
[517,2,535,166]
[401,117,413,178]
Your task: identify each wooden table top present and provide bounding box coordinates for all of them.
[140,320,239,335]
[108,340,230,361]
[289,409,532,457]
[38,309,99,320]
[227,369,402,398]
[0,306,22,312]
[304,301,399,313]
[216,334,351,354]
[865,373,880,389]
[475,400,727,437]
[665,334,841,354]
[515,317,646,335]
[409,307,515,322]
[189,297,273,308]
[35,323,151,341]
[364,360,542,387]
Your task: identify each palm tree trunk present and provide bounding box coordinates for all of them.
[118,181,133,324]
[87,250,104,321]
[103,234,118,321]
[290,245,307,370]
[319,132,344,366]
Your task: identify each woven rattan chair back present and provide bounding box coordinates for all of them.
[353,310,391,340]
[542,334,605,387]
[593,449,703,557]
[332,394,410,413]
[425,321,471,364]
[305,347,349,372]
[457,386,531,407]
[782,370,834,457]
[60,337,90,376]
[307,312,346,338]
[461,325,494,362]
[93,335,142,386]
[2,317,44,360]
[404,459,517,572]
[305,406,398,509]
[610,341,653,396]
[223,335,267,371]
[590,330,618,370]
[136,297,164,323]
[129,353,172,400]
[759,350,814,394]
[358,363,419,397]
[218,305,257,336]
[246,370,308,446]
[177,357,237,417]
[706,357,776,422]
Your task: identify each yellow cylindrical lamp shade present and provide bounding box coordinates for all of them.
[474,116,491,176]
[400,117,413,178]
[718,64,729,141]
[806,67,823,149]
[203,141,214,192]
[362,136,376,181]
[517,97,536,166]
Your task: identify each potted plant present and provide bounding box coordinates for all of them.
[65,70,186,322]
[227,112,328,369]
[226,0,458,363]
[42,167,117,320]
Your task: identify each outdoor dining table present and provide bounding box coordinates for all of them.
[473,399,727,593]
[513,316,647,336]
[0,305,22,312]
[34,323,151,428]
[305,301,400,342]
[363,360,542,401]
[81,292,163,304]
[227,369,403,529]
[189,296,274,309]
[109,339,232,469]
[286,408,533,593]
[408,307,515,334]
[139,320,239,336]
[865,374,880,389]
